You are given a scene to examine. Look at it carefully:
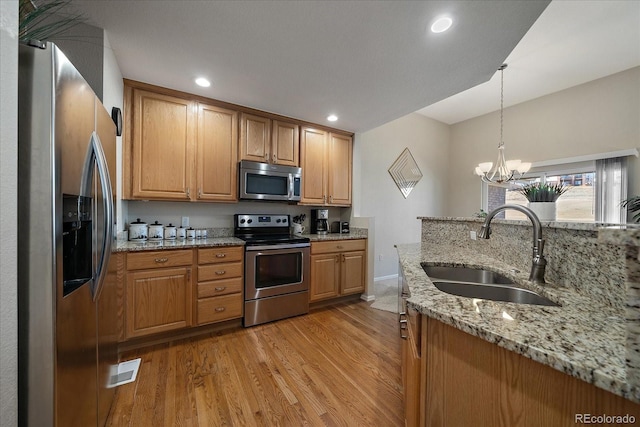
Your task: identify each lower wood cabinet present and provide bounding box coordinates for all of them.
[310,239,366,302]
[196,246,244,325]
[403,315,640,426]
[123,246,244,340]
[125,250,193,339]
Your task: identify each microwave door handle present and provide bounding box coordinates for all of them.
[288,173,293,199]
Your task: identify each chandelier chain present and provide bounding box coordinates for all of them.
[499,64,505,149]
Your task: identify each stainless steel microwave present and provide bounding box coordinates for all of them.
[239,160,302,202]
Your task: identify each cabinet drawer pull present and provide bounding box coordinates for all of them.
[337,245,343,249]
[215,270,226,275]
[215,307,226,312]
[215,286,226,291]
[215,253,226,258]
[154,257,168,263]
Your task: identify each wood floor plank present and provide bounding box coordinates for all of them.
[106,300,403,426]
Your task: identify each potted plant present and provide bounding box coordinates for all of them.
[517,182,568,221]
[622,196,640,223]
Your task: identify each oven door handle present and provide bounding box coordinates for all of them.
[245,243,311,251]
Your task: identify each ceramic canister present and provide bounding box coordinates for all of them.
[164,223,177,240]
[177,226,187,240]
[148,221,164,240]
[128,218,148,241]
[186,227,196,239]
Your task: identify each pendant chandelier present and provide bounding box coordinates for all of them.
[475,64,531,184]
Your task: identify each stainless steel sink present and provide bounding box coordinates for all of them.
[422,265,514,285]
[421,264,559,307]
[431,281,559,306]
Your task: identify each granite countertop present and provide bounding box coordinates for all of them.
[396,241,638,403]
[114,229,367,252]
[307,231,367,241]
[114,237,244,252]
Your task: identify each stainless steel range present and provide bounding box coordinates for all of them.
[234,214,310,327]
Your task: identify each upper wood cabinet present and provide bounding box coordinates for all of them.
[129,88,195,200]
[239,113,299,166]
[196,103,238,201]
[124,81,238,202]
[300,127,352,206]
[124,80,352,203]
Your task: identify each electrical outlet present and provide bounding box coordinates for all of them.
[378,254,383,261]
[470,231,477,240]
[181,216,189,228]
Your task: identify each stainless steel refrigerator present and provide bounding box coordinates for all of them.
[18,41,119,427]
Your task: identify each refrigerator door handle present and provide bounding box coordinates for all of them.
[80,132,114,301]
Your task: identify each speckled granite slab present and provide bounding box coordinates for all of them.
[307,228,368,241]
[397,217,640,404]
[114,237,244,252]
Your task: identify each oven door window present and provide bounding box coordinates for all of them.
[255,252,302,288]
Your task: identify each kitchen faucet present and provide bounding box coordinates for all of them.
[478,204,547,284]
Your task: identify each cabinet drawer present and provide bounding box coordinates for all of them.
[198,262,243,281]
[127,249,193,271]
[198,246,243,265]
[198,277,243,298]
[311,239,366,254]
[197,294,243,325]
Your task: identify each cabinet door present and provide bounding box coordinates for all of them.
[239,113,271,163]
[300,127,327,204]
[310,253,340,302]
[272,120,299,166]
[126,267,192,338]
[131,89,194,200]
[340,250,365,295]
[328,133,352,206]
[403,320,421,427]
[196,103,238,201]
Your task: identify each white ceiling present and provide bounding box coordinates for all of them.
[68,0,550,133]
[418,0,640,124]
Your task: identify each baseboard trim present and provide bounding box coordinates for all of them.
[374,274,399,282]
[360,294,376,302]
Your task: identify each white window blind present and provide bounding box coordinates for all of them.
[595,157,627,223]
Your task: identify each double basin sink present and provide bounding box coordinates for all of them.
[421,264,559,307]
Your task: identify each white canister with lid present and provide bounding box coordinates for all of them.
[148,221,164,240]
[164,223,177,240]
[186,227,196,239]
[129,218,148,241]
[177,226,187,240]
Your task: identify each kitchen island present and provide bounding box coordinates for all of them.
[397,217,640,426]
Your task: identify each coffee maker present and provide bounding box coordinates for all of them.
[311,209,329,235]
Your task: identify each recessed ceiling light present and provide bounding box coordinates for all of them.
[327,114,338,122]
[195,77,211,87]
[431,16,453,33]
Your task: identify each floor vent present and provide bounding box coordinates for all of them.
[109,358,141,388]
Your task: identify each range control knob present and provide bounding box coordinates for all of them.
[276,219,281,223]
[247,219,253,224]
[282,218,287,224]
[240,219,246,224]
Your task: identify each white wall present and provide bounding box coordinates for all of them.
[0,1,18,424]
[356,113,450,278]
[101,32,127,233]
[447,66,640,217]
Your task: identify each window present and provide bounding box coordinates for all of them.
[499,172,596,221]
[482,150,635,224]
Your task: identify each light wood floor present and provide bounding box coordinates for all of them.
[107,300,403,426]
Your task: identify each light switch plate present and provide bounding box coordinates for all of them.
[181,216,189,228]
